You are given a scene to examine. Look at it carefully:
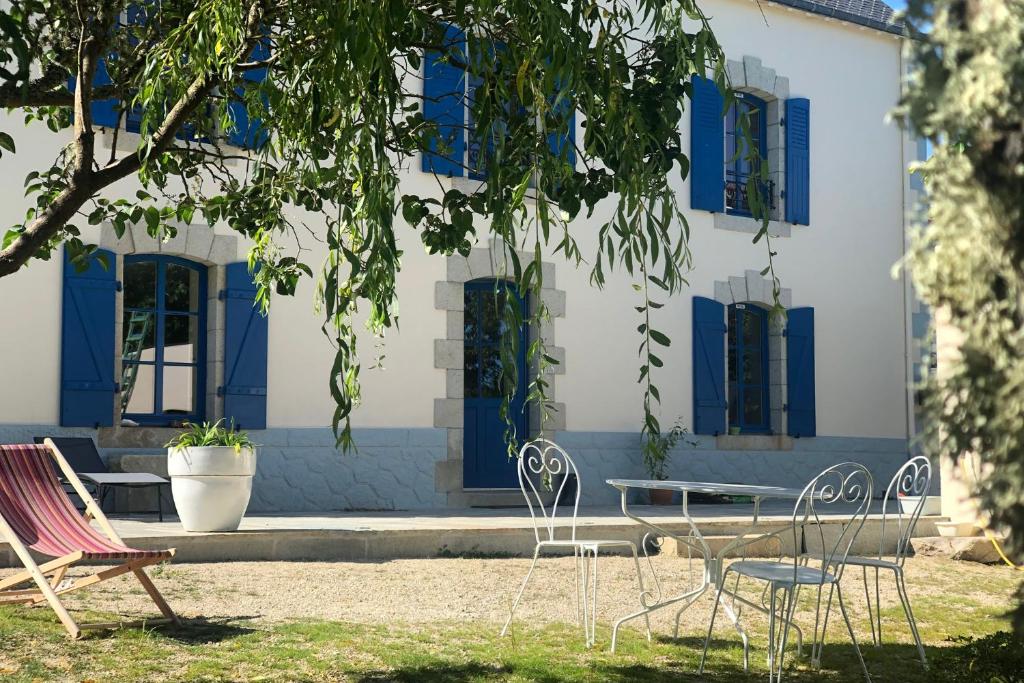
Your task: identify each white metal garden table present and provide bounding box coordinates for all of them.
[606,479,809,668]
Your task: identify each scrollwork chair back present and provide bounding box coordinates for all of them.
[879,455,932,566]
[517,439,581,545]
[795,462,873,582]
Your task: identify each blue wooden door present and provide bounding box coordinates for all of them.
[463,280,528,489]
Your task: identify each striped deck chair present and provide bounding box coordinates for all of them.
[0,440,179,638]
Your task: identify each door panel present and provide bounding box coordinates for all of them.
[463,281,528,489]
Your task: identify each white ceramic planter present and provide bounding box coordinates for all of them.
[167,446,256,532]
[898,495,941,516]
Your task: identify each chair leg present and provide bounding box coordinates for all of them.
[501,545,540,637]
[698,572,729,675]
[836,583,872,682]
[862,565,877,646]
[630,544,652,642]
[774,586,798,683]
[573,546,581,626]
[157,485,164,522]
[811,582,835,668]
[588,548,599,648]
[134,567,179,625]
[894,568,928,668]
[874,566,882,646]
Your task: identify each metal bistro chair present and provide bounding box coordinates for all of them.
[500,439,651,648]
[699,462,874,683]
[823,456,932,668]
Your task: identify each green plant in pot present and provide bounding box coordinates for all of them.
[642,419,691,505]
[166,420,257,532]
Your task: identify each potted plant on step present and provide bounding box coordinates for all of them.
[642,419,691,505]
[166,420,257,532]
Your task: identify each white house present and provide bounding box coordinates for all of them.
[0,0,922,512]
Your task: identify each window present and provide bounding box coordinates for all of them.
[121,255,207,425]
[727,303,770,433]
[725,93,770,216]
[421,27,574,179]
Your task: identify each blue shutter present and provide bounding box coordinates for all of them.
[786,307,816,437]
[692,296,726,435]
[785,98,810,225]
[228,38,270,149]
[60,249,118,427]
[68,59,120,130]
[422,24,466,176]
[547,89,576,169]
[221,262,268,429]
[690,76,724,213]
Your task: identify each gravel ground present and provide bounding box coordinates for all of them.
[1,555,1013,640]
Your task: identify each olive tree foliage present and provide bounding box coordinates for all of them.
[897,0,1024,629]
[0,0,774,452]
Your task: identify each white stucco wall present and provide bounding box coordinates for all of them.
[0,0,909,441]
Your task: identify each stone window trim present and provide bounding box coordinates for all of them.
[713,270,793,439]
[432,239,567,501]
[100,223,240,431]
[716,56,794,239]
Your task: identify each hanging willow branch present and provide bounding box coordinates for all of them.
[0,0,779,455]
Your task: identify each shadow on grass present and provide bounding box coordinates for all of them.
[353,637,953,683]
[76,614,260,644]
[158,615,260,644]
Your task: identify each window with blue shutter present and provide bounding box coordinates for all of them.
[690,76,725,213]
[692,296,726,435]
[227,37,271,150]
[423,30,574,180]
[221,262,269,430]
[60,249,118,427]
[785,98,810,225]
[422,24,466,177]
[785,307,815,437]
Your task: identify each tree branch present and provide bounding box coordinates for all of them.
[0,1,266,278]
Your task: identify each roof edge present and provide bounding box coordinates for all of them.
[766,0,905,37]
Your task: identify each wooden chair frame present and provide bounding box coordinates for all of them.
[0,438,179,638]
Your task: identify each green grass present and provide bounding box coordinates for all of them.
[0,559,1018,682]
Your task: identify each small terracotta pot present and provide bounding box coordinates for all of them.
[649,488,675,506]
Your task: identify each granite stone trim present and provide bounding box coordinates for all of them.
[722,56,799,230]
[714,271,793,436]
[434,239,567,503]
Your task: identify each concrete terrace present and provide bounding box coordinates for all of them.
[0,503,945,566]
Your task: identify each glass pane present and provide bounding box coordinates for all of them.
[480,292,507,344]
[162,365,196,415]
[742,310,762,345]
[480,346,503,398]
[122,311,156,362]
[464,346,480,398]
[121,363,155,414]
[727,345,737,382]
[166,263,201,312]
[743,390,763,427]
[464,292,479,342]
[728,383,737,426]
[742,349,762,385]
[123,261,156,309]
[164,315,200,363]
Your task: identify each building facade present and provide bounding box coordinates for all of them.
[0,0,917,511]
